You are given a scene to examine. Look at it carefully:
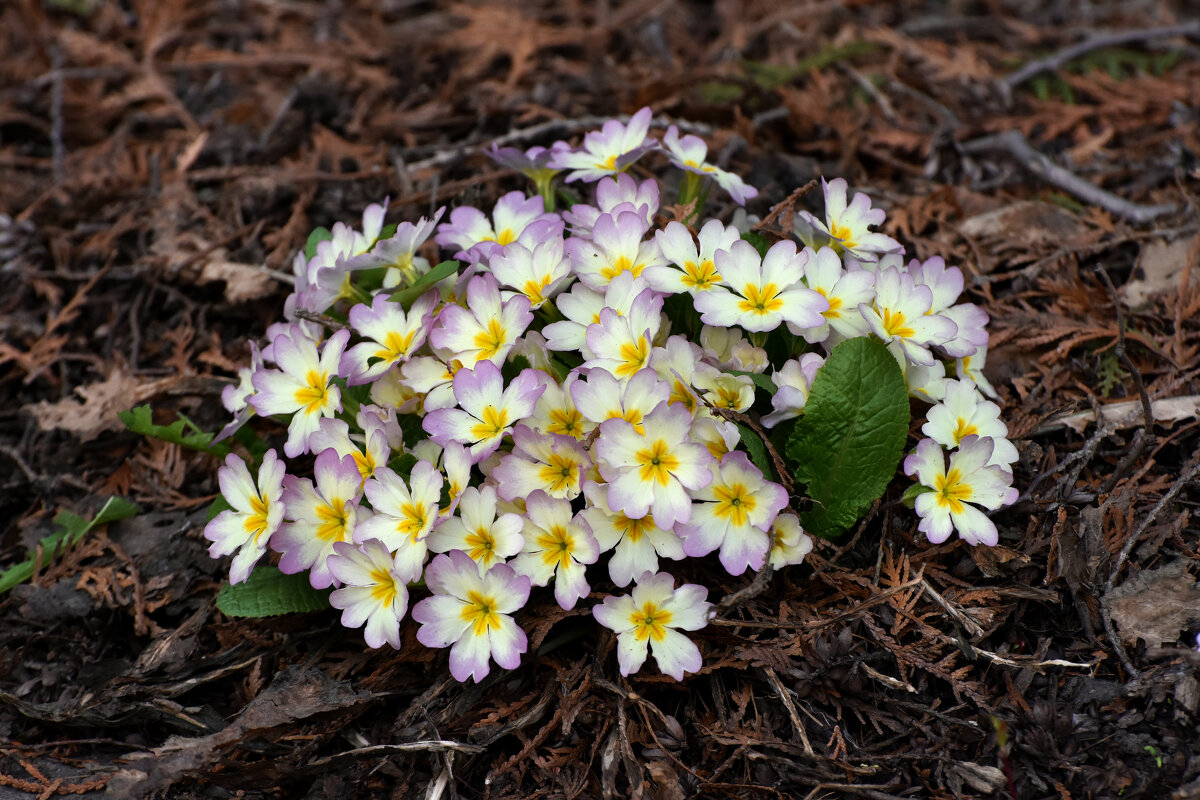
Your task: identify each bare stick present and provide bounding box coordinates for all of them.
[961,130,1177,224]
[1001,21,1200,94]
[762,666,815,755]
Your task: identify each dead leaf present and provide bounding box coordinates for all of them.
[24,365,197,441]
[958,201,1087,252]
[1105,561,1200,648]
[198,256,277,303]
[1037,395,1200,435]
[1121,238,1193,308]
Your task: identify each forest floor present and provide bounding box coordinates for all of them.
[2,1,1200,798]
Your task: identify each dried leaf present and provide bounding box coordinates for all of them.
[1106,561,1200,648]
[27,366,172,441]
[1121,238,1192,307]
[198,257,277,303]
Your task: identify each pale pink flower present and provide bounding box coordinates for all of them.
[204,449,286,584]
[549,106,659,183]
[328,539,409,649]
[693,240,829,333]
[273,450,363,589]
[426,485,525,571]
[592,571,710,680]
[661,125,758,205]
[904,436,1018,547]
[250,328,349,458]
[510,491,599,610]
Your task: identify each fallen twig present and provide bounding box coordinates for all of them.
[1000,21,1200,97]
[762,666,815,755]
[961,130,1177,224]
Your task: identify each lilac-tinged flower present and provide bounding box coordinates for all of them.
[646,219,740,296]
[661,125,758,205]
[426,485,525,571]
[793,177,903,262]
[274,450,363,589]
[398,349,464,413]
[525,371,587,439]
[543,272,652,352]
[511,491,599,610]
[904,436,1018,547]
[583,304,660,381]
[357,461,444,581]
[693,240,829,333]
[571,367,669,433]
[430,273,533,368]
[354,208,444,287]
[289,203,390,314]
[307,415,391,482]
[215,341,262,443]
[922,380,1018,467]
[761,353,825,429]
[488,142,569,184]
[905,359,949,403]
[700,326,768,373]
[413,550,530,683]
[250,328,349,458]
[859,267,957,367]
[563,173,659,238]
[650,335,720,416]
[678,452,788,576]
[492,425,590,501]
[550,106,659,183]
[693,370,755,413]
[566,210,666,291]
[581,482,684,587]
[595,401,714,529]
[340,292,438,385]
[907,256,989,358]
[800,245,876,342]
[767,513,813,569]
[328,540,409,649]
[423,360,545,463]
[956,344,998,399]
[205,449,286,584]
[690,416,742,460]
[592,571,710,680]
[489,237,574,309]
[435,191,561,265]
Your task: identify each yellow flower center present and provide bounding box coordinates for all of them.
[396,502,428,542]
[351,449,377,481]
[469,405,510,442]
[600,254,646,282]
[934,467,973,515]
[713,482,757,527]
[293,370,330,415]
[523,275,552,306]
[537,453,581,495]
[681,259,720,291]
[880,307,915,339]
[548,408,584,438]
[615,336,651,380]
[615,513,651,542]
[816,287,843,319]
[369,565,399,607]
[829,221,858,250]
[243,494,272,543]
[952,418,978,444]
[636,440,681,486]
[630,601,672,642]
[465,527,497,564]
[737,283,784,316]
[473,318,508,362]
[315,498,351,542]
[460,590,502,636]
[537,525,576,571]
[374,329,417,362]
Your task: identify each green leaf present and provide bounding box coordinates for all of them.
[737,423,777,483]
[0,497,139,593]
[786,337,909,539]
[119,405,229,458]
[389,260,458,310]
[216,565,332,617]
[900,482,930,508]
[305,226,333,261]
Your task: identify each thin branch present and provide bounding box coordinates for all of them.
[1001,21,1200,94]
[762,666,815,755]
[961,130,1177,224]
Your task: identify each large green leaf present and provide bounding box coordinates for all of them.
[786,337,908,539]
[0,497,140,593]
[216,565,332,617]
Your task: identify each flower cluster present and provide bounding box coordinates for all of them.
[204,108,1016,682]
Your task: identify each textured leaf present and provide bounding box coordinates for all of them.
[737,423,778,483]
[216,566,331,617]
[119,405,229,457]
[786,337,908,538]
[389,260,458,310]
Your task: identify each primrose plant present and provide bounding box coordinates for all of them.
[201,106,1018,682]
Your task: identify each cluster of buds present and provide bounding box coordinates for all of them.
[204,107,1016,681]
